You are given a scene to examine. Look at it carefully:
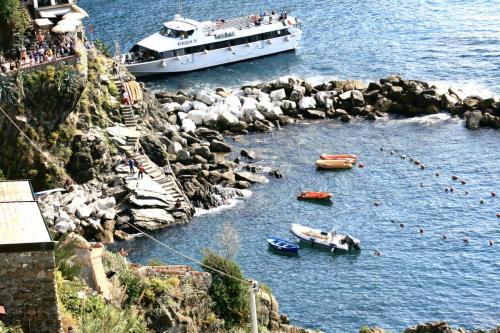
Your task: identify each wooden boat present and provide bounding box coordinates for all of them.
[266,235,299,254]
[297,191,332,201]
[320,154,358,162]
[289,223,361,252]
[315,159,353,170]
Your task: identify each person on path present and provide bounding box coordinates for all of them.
[128,158,135,175]
[174,199,182,209]
[112,61,117,75]
[138,164,145,179]
[122,89,130,105]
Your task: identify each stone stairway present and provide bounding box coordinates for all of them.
[110,73,192,215]
[132,152,192,214]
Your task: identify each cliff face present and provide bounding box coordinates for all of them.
[0,49,127,189]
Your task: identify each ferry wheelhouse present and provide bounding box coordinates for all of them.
[123,11,302,76]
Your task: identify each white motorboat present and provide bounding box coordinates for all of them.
[290,223,361,252]
[123,3,302,76]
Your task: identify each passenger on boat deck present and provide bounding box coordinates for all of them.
[279,11,288,20]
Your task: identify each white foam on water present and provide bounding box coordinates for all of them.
[378,113,461,127]
[194,189,252,217]
[428,80,499,99]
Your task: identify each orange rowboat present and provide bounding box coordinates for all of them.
[320,154,358,162]
[297,191,332,201]
[315,159,353,170]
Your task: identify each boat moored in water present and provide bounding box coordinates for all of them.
[315,159,354,170]
[320,154,358,162]
[297,191,332,201]
[123,6,303,76]
[267,235,299,254]
[290,223,361,252]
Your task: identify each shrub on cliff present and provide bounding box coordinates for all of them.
[202,249,249,328]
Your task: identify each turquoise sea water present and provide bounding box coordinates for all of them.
[80,0,500,331]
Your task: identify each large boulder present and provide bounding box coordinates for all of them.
[192,100,208,111]
[140,134,168,166]
[181,118,197,132]
[194,146,211,159]
[234,171,269,183]
[202,111,219,128]
[298,96,317,110]
[281,100,297,116]
[270,89,286,102]
[196,93,216,106]
[131,209,175,230]
[168,141,183,154]
[210,139,232,153]
[187,109,206,125]
[465,111,482,129]
[217,112,239,130]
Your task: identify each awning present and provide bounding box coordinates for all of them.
[63,12,88,20]
[52,24,77,34]
[163,20,197,31]
[38,11,57,18]
[37,6,72,18]
[34,18,54,27]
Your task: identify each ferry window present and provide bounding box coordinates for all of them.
[161,50,174,58]
[213,41,228,49]
[280,29,291,36]
[233,38,247,46]
[192,45,205,53]
[160,27,182,38]
[205,43,215,51]
[174,49,185,56]
[248,35,259,43]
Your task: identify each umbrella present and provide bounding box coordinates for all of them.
[52,24,77,34]
[58,18,81,26]
[63,12,88,20]
[71,4,89,17]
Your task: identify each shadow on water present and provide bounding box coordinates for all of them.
[296,199,334,207]
[267,246,300,257]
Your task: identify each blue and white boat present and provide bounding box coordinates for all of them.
[267,235,299,254]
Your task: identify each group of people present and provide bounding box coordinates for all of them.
[0,30,76,73]
[127,157,145,179]
[249,10,288,26]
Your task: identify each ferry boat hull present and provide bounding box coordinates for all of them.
[125,33,301,76]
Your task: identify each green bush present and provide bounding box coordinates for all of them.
[202,249,249,327]
[0,321,24,333]
[119,267,143,307]
[94,40,112,58]
[79,305,150,333]
[54,237,82,280]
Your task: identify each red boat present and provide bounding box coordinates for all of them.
[320,154,358,162]
[297,191,332,201]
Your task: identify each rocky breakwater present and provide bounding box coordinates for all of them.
[154,75,499,133]
[361,320,499,333]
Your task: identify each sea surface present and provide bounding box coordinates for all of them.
[80,0,500,95]
[80,0,500,331]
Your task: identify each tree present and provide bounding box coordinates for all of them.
[217,221,240,260]
[0,0,30,48]
[202,249,249,328]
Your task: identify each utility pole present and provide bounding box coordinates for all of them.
[249,280,259,333]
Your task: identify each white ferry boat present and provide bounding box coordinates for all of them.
[123,8,303,76]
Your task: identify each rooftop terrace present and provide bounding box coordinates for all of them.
[0,180,53,252]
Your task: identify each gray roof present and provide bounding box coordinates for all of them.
[0,181,53,252]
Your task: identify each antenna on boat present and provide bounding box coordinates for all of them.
[178,0,184,17]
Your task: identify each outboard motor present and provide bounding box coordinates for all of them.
[343,235,361,250]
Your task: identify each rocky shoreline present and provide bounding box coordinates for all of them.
[37,73,499,244]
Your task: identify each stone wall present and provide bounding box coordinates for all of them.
[0,250,63,333]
